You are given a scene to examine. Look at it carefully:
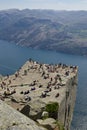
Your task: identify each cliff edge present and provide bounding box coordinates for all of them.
[0,60,78,130]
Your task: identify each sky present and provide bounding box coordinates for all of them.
[0,0,87,11]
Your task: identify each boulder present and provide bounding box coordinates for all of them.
[29,100,46,120]
[0,100,47,130]
[37,118,56,130]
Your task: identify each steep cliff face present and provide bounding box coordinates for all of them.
[58,74,78,130]
[0,60,78,130]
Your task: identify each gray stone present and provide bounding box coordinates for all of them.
[37,118,56,129]
[28,100,46,120]
[0,100,47,130]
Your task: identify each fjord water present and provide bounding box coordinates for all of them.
[0,40,87,130]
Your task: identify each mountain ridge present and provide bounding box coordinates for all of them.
[0,9,87,55]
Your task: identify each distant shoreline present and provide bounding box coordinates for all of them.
[0,9,87,57]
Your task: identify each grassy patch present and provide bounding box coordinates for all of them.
[45,102,59,119]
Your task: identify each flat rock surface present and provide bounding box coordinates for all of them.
[0,60,77,106]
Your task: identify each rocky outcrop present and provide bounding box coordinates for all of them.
[37,118,56,130]
[0,100,47,130]
[0,60,78,130]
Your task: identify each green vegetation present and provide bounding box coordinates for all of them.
[45,102,59,119]
[57,122,65,130]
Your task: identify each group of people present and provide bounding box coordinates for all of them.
[0,59,77,103]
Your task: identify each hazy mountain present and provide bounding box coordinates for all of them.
[0,9,87,55]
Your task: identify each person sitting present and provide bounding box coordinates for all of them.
[55,93,59,98]
[41,92,46,98]
[31,87,36,91]
[11,89,16,94]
